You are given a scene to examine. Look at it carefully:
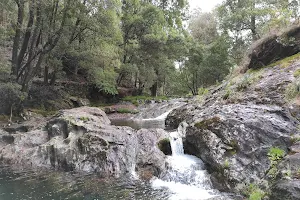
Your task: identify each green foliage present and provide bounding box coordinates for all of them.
[285,79,300,100]
[194,117,221,129]
[243,184,266,200]
[0,61,11,82]
[0,82,28,114]
[236,75,251,91]
[198,87,209,96]
[29,109,58,117]
[267,53,300,68]
[116,108,139,114]
[267,147,285,180]
[223,89,231,100]
[223,159,230,169]
[217,0,297,65]
[268,147,285,162]
[294,69,300,78]
[291,135,300,144]
[79,116,89,122]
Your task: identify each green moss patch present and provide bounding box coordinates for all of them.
[29,109,58,117]
[194,117,221,129]
[116,108,139,114]
[267,53,300,68]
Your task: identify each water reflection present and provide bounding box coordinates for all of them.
[0,166,170,200]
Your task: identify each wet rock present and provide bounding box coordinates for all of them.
[3,124,34,133]
[157,138,172,155]
[166,62,300,193]
[270,180,300,200]
[1,135,14,144]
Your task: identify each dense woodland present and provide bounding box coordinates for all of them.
[0,0,299,110]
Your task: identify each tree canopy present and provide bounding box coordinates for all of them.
[0,0,299,100]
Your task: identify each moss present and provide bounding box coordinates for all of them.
[267,147,285,180]
[194,117,221,129]
[267,52,300,68]
[198,87,209,96]
[242,183,266,200]
[285,79,300,100]
[225,140,239,156]
[290,135,300,144]
[223,159,230,169]
[30,109,58,117]
[116,108,139,114]
[0,115,9,122]
[79,116,89,122]
[157,138,172,155]
[294,69,300,77]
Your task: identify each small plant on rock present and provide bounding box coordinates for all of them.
[243,183,266,200]
[267,147,285,180]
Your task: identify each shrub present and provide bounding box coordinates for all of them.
[267,147,285,180]
[285,79,300,99]
[198,87,209,96]
[116,108,139,114]
[268,147,285,162]
[236,74,251,91]
[294,69,300,77]
[244,183,266,200]
[0,82,27,115]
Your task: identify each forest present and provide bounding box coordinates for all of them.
[0,0,299,114]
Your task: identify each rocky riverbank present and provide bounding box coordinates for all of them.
[0,107,168,179]
[166,56,300,198]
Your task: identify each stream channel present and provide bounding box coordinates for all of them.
[0,100,234,200]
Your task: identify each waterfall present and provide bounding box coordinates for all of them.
[152,129,220,200]
[169,131,184,155]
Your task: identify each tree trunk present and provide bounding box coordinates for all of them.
[150,82,158,97]
[50,70,57,85]
[17,0,35,72]
[44,65,49,85]
[12,0,24,76]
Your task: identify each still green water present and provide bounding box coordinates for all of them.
[0,166,169,200]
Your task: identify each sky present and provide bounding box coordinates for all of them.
[189,0,223,12]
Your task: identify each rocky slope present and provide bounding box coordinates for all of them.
[0,107,168,178]
[166,56,300,198]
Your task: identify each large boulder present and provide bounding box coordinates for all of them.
[166,61,300,193]
[0,107,167,178]
[243,25,300,71]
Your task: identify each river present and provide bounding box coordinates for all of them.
[0,100,235,200]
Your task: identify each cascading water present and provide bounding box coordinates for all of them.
[111,100,229,199]
[152,130,221,200]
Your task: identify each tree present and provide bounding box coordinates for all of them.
[179,10,232,95]
[11,0,71,91]
[118,0,189,96]
[217,0,298,64]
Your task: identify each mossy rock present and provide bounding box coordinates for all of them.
[157,138,172,155]
[194,117,221,130]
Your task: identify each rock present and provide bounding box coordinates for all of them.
[270,180,300,200]
[244,25,300,71]
[157,138,172,155]
[69,97,90,107]
[166,62,300,193]
[290,142,300,153]
[0,107,167,178]
[3,124,34,133]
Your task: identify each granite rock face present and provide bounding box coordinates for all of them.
[166,61,300,193]
[0,107,167,178]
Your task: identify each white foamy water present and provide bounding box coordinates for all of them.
[152,131,220,200]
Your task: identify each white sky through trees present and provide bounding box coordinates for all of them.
[189,0,223,12]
